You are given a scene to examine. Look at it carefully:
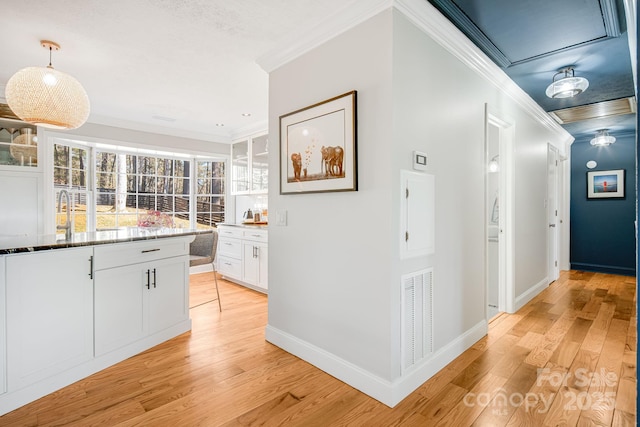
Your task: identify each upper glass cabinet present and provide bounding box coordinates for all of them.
[231,132,268,195]
[0,118,38,168]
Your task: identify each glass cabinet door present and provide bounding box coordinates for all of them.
[231,140,249,193]
[0,119,38,168]
[251,134,268,193]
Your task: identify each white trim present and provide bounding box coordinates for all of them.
[258,0,573,147]
[623,0,637,95]
[515,277,549,312]
[257,0,394,73]
[265,320,487,408]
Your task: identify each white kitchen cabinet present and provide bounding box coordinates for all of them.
[94,241,189,356]
[217,225,243,280]
[217,225,268,292]
[0,257,5,395]
[5,247,94,391]
[242,241,268,291]
[230,132,268,195]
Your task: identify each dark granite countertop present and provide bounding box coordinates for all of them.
[0,227,212,254]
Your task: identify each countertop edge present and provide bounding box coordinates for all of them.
[0,228,212,255]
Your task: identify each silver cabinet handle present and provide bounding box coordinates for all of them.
[142,248,160,253]
[146,269,151,289]
[153,268,157,288]
[88,255,94,279]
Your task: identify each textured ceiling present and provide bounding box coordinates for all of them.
[0,0,362,141]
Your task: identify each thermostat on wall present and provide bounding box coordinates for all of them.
[413,151,427,171]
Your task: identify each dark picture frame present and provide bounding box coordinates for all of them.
[279,90,357,194]
[587,169,625,199]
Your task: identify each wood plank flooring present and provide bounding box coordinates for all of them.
[0,270,636,426]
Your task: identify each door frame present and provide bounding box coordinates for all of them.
[485,105,515,315]
[547,144,560,284]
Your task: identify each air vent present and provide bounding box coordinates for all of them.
[401,268,433,372]
[549,97,636,124]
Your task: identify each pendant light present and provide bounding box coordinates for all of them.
[590,129,616,146]
[5,40,90,129]
[545,67,589,99]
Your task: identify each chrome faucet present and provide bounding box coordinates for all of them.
[57,189,72,240]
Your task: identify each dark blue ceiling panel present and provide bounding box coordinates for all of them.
[452,0,608,63]
[427,0,636,141]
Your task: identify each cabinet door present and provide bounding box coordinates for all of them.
[251,134,269,193]
[242,242,259,285]
[0,257,5,395]
[231,140,249,194]
[148,256,189,335]
[6,247,94,391]
[257,243,268,290]
[94,263,146,356]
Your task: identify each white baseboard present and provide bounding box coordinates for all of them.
[514,277,549,312]
[265,319,487,407]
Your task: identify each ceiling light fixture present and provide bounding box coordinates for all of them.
[5,40,90,129]
[590,129,616,146]
[545,67,589,99]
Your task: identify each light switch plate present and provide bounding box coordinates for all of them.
[276,210,287,226]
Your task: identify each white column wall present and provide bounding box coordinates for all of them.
[267,10,396,381]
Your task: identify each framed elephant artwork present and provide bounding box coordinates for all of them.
[279,90,357,194]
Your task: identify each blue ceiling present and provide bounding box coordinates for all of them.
[428,0,637,143]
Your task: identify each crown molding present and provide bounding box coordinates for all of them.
[258,0,572,145]
[230,119,269,141]
[257,0,394,73]
[395,0,573,145]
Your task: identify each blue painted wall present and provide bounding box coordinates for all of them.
[570,133,636,276]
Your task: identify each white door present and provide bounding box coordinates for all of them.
[547,144,560,283]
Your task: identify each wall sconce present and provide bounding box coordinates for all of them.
[545,66,589,99]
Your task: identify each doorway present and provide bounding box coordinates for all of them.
[485,106,515,318]
[547,144,560,283]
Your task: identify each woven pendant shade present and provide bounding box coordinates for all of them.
[6,66,90,130]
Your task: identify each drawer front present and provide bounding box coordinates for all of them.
[217,226,243,239]
[94,238,189,271]
[242,229,268,243]
[218,255,241,279]
[218,237,242,259]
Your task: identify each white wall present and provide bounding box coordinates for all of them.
[267,9,395,383]
[266,2,572,407]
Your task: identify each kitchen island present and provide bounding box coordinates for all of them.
[0,227,207,415]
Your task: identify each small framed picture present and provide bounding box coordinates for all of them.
[279,91,357,194]
[587,169,625,199]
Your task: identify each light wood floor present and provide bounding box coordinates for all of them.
[0,270,636,426]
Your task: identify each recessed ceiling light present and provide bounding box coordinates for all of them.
[241,113,251,117]
[215,123,224,127]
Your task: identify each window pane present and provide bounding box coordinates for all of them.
[71,169,87,188]
[127,175,137,193]
[157,195,174,212]
[54,145,69,167]
[175,195,189,213]
[138,176,156,193]
[175,160,189,177]
[96,173,116,190]
[54,167,68,185]
[211,178,224,195]
[96,152,116,173]
[71,147,87,170]
[157,177,173,194]
[126,154,137,174]
[138,156,156,174]
[137,194,156,211]
[174,178,189,195]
